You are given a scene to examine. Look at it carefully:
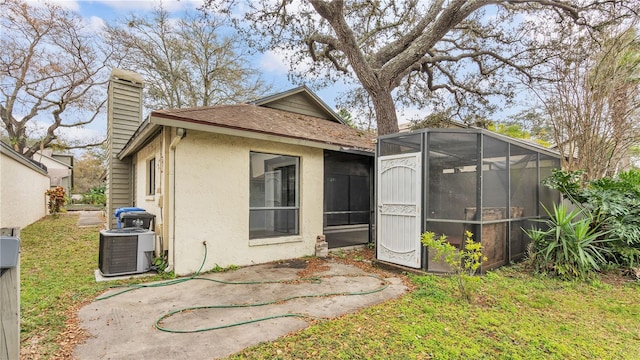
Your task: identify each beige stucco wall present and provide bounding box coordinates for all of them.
[172,131,324,275]
[132,135,163,252]
[133,135,162,217]
[0,153,50,229]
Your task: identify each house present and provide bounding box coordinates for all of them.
[33,149,74,195]
[0,141,50,229]
[105,69,375,275]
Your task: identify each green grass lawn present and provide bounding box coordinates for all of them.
[19,214,640,359]
[231,270,640,359]
[20,214,101,358]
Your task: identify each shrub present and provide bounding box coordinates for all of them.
[525,203,611,280]
[421,230,486,302]
[45,186,66,215]
[541,169,588,203]
[81,185,106,205]
[541,169,640,269]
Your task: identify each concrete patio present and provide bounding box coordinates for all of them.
[74,256,407,359]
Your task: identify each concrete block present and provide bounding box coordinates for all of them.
[315,241,328,258]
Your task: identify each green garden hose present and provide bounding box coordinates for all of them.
[97,244,390,333]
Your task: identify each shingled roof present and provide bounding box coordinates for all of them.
[150,103,375,152]
[119,86,375,159]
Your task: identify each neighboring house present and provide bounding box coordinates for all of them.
[106,69,375,275]
[0,141,50,229]
[550,136,640,176]
[34,149,74,195]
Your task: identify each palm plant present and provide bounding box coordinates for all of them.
[525,203,611,280]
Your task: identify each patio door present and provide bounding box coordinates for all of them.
[377,153,422,268]
[323,151,373,248]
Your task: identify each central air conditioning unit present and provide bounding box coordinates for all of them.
[99,228,155,276]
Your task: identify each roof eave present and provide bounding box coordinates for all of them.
[0,141,48,175]
[118,120,161,159]
[149,113,373,154]
[34,152,73,169]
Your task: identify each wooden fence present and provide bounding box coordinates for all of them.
[1,227,20,360]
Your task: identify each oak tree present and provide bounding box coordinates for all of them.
[208,0,636,135]
[0,0,110,157]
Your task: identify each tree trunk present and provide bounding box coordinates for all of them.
[372,90,400,135]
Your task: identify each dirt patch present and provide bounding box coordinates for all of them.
[21,302,88,360]
[274,259,309,269]
[296,257,331,278]
[51,303,90,360]
[326,248,414,289]
[599,268,640,286]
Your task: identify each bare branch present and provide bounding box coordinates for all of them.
[208,0,637,135]
[105,4,271,109]
[1,0,109,156]
[62,139,106,150]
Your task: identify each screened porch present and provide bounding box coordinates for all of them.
[376,128,561,272]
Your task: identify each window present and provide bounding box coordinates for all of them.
[249,152,299,239]
[147,158,155,196]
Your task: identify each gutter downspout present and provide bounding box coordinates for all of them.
[165,127,186,273]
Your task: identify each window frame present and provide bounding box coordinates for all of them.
[147,157,156,196]
[249,151,300,239]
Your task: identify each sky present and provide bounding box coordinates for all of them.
[17,0,524,149]
[21,0,339,147]
[66,0,306,91]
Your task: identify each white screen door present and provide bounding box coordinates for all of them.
[377,153,422,268]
